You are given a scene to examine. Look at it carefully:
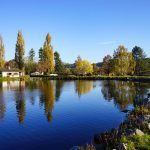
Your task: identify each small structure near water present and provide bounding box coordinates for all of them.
[0,69,24,78]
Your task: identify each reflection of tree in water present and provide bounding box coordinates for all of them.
[101,80,137,111]
[134,82,150,106]
[39,81,55,122]
[0,83,6,119]
[101,81,114,101]
[25,80,39,105]
[55,80,64,101]
[75,81,94,97]
[25,80,38,90]
[15,81,26,124]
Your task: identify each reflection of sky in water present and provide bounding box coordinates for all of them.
[0,80,150,150]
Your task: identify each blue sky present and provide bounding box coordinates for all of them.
[0,0,150,63]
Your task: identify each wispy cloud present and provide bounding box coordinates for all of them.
[98,41,119,45]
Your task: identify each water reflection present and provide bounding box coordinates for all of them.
[0,80,150,124]
[101,80,150,110]
[101,81,136,110]
[75,81,94,97]
[55,80,64,101]
[134,82,150,106]
[39,81,55,122]
[15,81,26,124]
[0,83,5,119]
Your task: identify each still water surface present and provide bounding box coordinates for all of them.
[0,80,150,150]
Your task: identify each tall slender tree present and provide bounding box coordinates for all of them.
[15,31,25,70]
[43,33,54,74]
[0,35,5,68]
[54,51,64,74]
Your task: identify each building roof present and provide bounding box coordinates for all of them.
[0,68,24,72]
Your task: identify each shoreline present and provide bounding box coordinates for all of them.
[30,75,150,82]
[93,94,150,150]
[1,75,150,82]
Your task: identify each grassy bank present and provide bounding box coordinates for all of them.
[30,75,150,82]
[1,75,150,82]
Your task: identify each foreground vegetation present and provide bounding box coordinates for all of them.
[94,98,150,150]
[121,134,150,150]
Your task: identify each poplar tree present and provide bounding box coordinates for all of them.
[0,35,5,68]
[15,31,25,70]
[43,33,54,74]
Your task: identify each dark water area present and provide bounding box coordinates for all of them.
[0,80,150,150]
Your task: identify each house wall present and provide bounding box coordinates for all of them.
[2,72,24,77]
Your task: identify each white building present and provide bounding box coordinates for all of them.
[0,69,25,78]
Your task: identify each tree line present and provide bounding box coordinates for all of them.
[0,31,150,76]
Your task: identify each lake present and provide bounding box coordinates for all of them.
[0,80,150,150]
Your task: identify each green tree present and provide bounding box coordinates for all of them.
[38,47,43,63]
[92,63,100,75]
[54,51,64,74]
[132,46,145,60]
[15,31,25,70]
[132,46,146,75]
[102,55,112,75]
[25,58,37,74]
[75,57,93,75]
[113,45,136,76]
[43,33,54,74]
[25,48,36,74]
[0,35,5,68]
[29,48,35,62]
[128,52,136,75]
[138,58,150,76]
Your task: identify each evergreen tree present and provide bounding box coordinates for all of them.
[132,46,146,75]
[132,46,145,60]
[15,31,25,70]
[38,47,43,63]
[43,33,54,74]
[29,48,35,62]
[25,49,36,74]
[54,51,64,74]
[0,35,5,68]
